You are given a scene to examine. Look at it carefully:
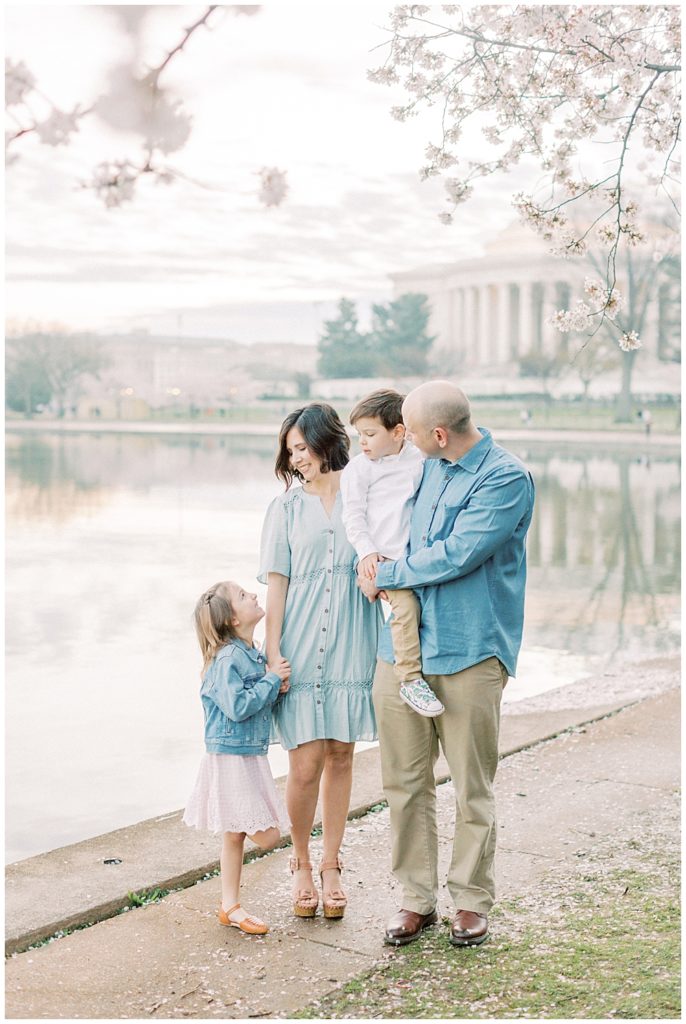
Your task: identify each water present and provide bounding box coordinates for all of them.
[5,430,680,862]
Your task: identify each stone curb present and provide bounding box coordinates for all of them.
[5,696,635,956]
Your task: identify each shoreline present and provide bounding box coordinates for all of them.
[5,417,680,448]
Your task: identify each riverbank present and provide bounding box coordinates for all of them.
[4,417,680,448]
[5,655,680,1019]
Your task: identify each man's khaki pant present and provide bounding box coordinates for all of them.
[372,655,508,915]
[386,588,422,683]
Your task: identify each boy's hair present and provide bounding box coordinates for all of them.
[275,402,350,489]
[349,389,406,430]
[194,582,238,675]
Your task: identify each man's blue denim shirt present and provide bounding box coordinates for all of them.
[375,428,535,678]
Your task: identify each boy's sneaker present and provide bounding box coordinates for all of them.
[399,679,445,717]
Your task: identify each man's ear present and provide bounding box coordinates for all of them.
[434,426,449,448]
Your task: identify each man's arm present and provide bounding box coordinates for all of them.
[375,468,532,590]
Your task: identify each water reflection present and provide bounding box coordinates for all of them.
[520,444,679,661]
[5,431,680,861]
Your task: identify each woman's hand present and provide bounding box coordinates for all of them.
[357,575,381,603]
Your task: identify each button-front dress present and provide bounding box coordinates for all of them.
[258,487,383,750]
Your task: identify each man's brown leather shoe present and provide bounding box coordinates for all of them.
[384,908,438,946]
[450,909,489,946]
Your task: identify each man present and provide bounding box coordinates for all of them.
[359,380,534,948]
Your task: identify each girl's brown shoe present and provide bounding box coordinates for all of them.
[218,903,269,935]
[319,855,347,919]
[289,856,319,917]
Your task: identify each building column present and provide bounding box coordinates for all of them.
[478,283,492,366]
[451,287,466,365]
[518,280,534,355]
[496,282,511,363]
[541,282,560,356]
[463,285,477,368]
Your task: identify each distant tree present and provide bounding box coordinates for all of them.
[569,337,620,410]
[6,337,51,415]
[370,293,435,375]
[293,372,312,399]
[588,243,678,421]
[317,299,373,378]
[5,330,109,417]
[518,349,567,402]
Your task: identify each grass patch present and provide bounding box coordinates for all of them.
[294,866,680,1019]
[125,886,171,908]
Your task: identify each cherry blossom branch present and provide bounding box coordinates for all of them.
[149,6,219,83]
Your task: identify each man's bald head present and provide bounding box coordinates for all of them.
[403,380,472,435]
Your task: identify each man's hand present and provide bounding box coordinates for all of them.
[357,574,380,603]
[358,552,380,580]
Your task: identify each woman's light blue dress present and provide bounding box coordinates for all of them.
[258,486,383,750]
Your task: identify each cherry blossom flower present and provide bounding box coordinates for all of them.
[87,161,138,208]
[258,167,288,207]
[618,331,642,352]
[5,59,35,107]
[34,108,81,147]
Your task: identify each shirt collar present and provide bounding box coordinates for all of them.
[440,427,493,475]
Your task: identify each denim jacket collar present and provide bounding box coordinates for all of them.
[230,636,263,662]
[440,427,492,475]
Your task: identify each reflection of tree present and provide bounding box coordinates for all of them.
[581,456,659,654]
[5,437,106,523]
[523,445,679,657]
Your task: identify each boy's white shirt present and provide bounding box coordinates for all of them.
[340,440,425,561]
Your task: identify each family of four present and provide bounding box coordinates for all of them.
[183,380,535,947]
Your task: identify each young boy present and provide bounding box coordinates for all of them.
[340,388,444,717]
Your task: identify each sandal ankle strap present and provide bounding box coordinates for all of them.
[319,855,343,873]
[223,902,240,916]
[289,856,313,872]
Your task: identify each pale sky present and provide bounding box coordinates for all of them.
[5,4,563,343]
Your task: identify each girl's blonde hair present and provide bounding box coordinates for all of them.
[194,582,238,675]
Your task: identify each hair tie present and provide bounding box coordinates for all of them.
[204,594,213,605]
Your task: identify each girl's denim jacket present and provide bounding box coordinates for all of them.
[201,638,281,756]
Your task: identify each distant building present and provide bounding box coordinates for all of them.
[390,222,679,372]
[78,332,317,415]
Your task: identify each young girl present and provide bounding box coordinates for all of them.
[183,580,291,935]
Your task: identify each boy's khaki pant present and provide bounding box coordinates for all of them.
[386,588,422,683]
[372,655,508,915]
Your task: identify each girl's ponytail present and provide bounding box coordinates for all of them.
[194,583,237,675]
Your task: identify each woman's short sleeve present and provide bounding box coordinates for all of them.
[257,495,291,583]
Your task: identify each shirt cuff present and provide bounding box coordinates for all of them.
[356,539,379,561]
[375,561,396,587]
[263,671,282,691]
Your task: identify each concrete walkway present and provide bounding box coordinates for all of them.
[5,675,679,1019]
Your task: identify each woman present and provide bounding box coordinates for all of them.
[259,403,382,919]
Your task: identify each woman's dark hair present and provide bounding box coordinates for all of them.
[275,403,350,488]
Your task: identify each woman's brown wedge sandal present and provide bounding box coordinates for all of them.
[289,856,319,917]
[319,855,347,919]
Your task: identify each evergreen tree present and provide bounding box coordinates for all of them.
[317,298,373,378]
[370,293,435,375]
